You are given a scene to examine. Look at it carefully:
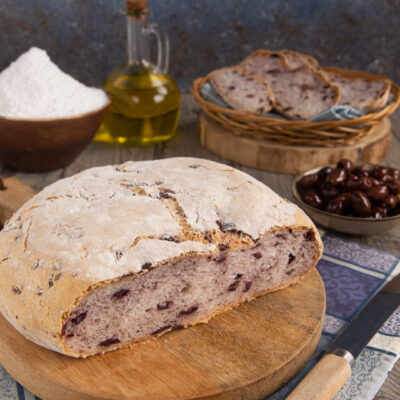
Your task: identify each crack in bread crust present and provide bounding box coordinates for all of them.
[119,181,257,249]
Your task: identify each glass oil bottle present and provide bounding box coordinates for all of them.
[94,0,180,146]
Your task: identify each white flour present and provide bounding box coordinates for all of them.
[0,47,108,118]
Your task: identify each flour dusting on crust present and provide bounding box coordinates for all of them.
[1,158,298,280]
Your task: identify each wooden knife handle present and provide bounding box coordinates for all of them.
[286,353,352,400]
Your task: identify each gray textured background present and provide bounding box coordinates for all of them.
[0,0,399,92]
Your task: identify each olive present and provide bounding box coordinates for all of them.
[345,175,361,191]
[382,195,398,210]
[326,198,343,214]
[381,174,393,183]
[300,163,400,218]
[303,190,323,209]
[336,192,353,211]
[317,167,333,180]
[319,186,340,203]
[371,206,388,219]
[314,180,327,191]
[366,185,389,201]
[352,191,371,216]
[391,169,400,179]
[352,166,369,177]
[325,168,347,186]
[372,166,389,179]
[346,175,372,191]
[370,177,381,186]
[359,177,374,190]
[337,158,353,171]
[387,179,400,195]
[298,173,319,189]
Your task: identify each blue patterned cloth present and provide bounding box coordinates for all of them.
[0,233,399,399]
[310,106,364,122]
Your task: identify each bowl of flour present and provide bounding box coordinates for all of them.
[0,47,110,172]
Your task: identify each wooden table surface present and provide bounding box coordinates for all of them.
[1,94,399,399]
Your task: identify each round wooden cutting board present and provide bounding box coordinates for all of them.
[198,112,392,174]
[0,269,325,400]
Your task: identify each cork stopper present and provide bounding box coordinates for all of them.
[126,0,148,20]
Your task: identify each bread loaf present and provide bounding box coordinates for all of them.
[323,67,391,113]
[209,67,275,114]
[0,158,322,357]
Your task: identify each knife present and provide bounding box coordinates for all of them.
[287,272,400,400]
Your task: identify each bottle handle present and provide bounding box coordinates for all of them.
[147,23,170,73]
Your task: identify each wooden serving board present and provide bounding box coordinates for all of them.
[198,112,392,174]
[0,178,326,400]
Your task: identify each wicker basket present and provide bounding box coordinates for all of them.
[191,68,400,147]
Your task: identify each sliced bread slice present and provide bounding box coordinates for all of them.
[323,67,391,113]
[270,66,340,119]
[280,49,319,70]
[240,50,291,87]
[209,66,275,114]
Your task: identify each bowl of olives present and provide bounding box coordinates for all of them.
[292,159,400,235]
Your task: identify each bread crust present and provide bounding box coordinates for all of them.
[208,66,275,114]
[322,66,392,113]
[280,49,319,70]
[240,49,292,72]
[0,158,322,357]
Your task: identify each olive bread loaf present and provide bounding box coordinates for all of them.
[0,158,323,357]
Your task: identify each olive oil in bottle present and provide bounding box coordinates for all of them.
[94,0,180,146]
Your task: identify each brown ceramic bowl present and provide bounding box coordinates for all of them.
[292,165,400,235]
[0,98,110,172]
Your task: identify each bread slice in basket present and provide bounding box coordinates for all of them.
[209,66,275,114]
[271,67,340,119]
[240,50,292,87]
[280,49,319,70]
[323,67,391,113]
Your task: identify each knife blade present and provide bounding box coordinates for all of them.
[287,272,400,400]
